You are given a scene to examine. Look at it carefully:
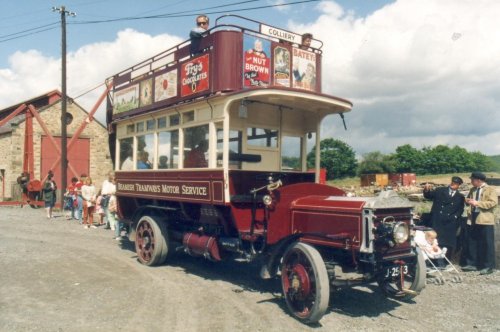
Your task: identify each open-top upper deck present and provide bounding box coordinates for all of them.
[106,15,333,121]
[107,16,353,203]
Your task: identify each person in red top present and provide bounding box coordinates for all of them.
[64,177,78,220]
[184,140,208,168]
[74,174,86,224]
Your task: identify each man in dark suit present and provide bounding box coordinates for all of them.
[423,176,465,260]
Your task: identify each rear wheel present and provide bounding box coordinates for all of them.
[378,247,426,300]
[281,242,330,324]
[135,216,171,266]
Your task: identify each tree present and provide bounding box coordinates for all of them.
[393,144,422,173]
[392,144,493,174]
[307,138,357,179]
[358,151,395,175]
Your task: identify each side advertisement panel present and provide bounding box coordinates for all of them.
[116,179,220,202]
[243,35,271,87]
[181,54,210,97]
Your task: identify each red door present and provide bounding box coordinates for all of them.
[41,136,90,188]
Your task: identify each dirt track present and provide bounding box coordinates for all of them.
[1,206,499,332]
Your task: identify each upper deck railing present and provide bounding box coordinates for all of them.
[106,15,324,121]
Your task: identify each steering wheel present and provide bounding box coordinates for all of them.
[255,172,286,183]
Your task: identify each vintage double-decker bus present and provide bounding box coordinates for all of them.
[106,15,425,323]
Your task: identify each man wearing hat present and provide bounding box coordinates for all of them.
[423,176,465,260]
[462,172,497,275]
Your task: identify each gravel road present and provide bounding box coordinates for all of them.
[1,206,499,332]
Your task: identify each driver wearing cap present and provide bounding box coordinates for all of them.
[423,176,465,261]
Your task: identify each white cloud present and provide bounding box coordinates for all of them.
[1,0,499,159]
[0,29,182,124]
[291,0,500,156]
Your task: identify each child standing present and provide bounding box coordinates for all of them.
[95,190,105,226]
[81,177,96,229]
[108,194,122,240]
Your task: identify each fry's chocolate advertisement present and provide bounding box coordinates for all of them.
[243,35,271,87]
[181,54,210,97]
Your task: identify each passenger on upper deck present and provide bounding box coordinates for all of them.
[190,14,210,55]
[300,33,313,50]
[184,139,208,168]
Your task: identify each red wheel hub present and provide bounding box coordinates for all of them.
[289,263,311,297]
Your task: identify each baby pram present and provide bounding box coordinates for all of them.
[414,227,462,285]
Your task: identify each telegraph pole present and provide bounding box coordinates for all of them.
[53,6,75,208]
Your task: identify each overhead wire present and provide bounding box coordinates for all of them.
[70,0,264,24]
[0,22,59,39]
[0,26,59,43]
[0,0,318,43]
[70,0,319,24]
[72,82,106,100]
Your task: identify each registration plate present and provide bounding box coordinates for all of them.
[385,265,408,278]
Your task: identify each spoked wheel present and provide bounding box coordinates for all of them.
[378,247,426,300]
[135,216,170,266]
[281,242,329,324]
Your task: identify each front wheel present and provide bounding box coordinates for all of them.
[378,247,426,300]
[135,216,171,266]
[281,242,330,324]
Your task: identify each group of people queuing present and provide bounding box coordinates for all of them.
[42,171,123,240]
[423,172,498,275]
[189,14,314,54]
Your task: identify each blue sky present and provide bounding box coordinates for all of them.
[1,0,499,157]
[0,0,392,68]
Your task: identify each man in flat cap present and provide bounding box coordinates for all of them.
[462,172,497,274]
[423,176,465,261]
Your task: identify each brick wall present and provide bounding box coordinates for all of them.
[1,99,113,200]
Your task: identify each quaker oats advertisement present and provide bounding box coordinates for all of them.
[292,48,317,91]
[243,35,271,87]
[154,69,178,102]
[273,46,290,87]
[181,54,210,97]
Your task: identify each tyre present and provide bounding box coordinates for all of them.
[281,242,330,324]
[378,247,426,300]
[135,216,171,266]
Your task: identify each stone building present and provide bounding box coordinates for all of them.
[0,90,113,201]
